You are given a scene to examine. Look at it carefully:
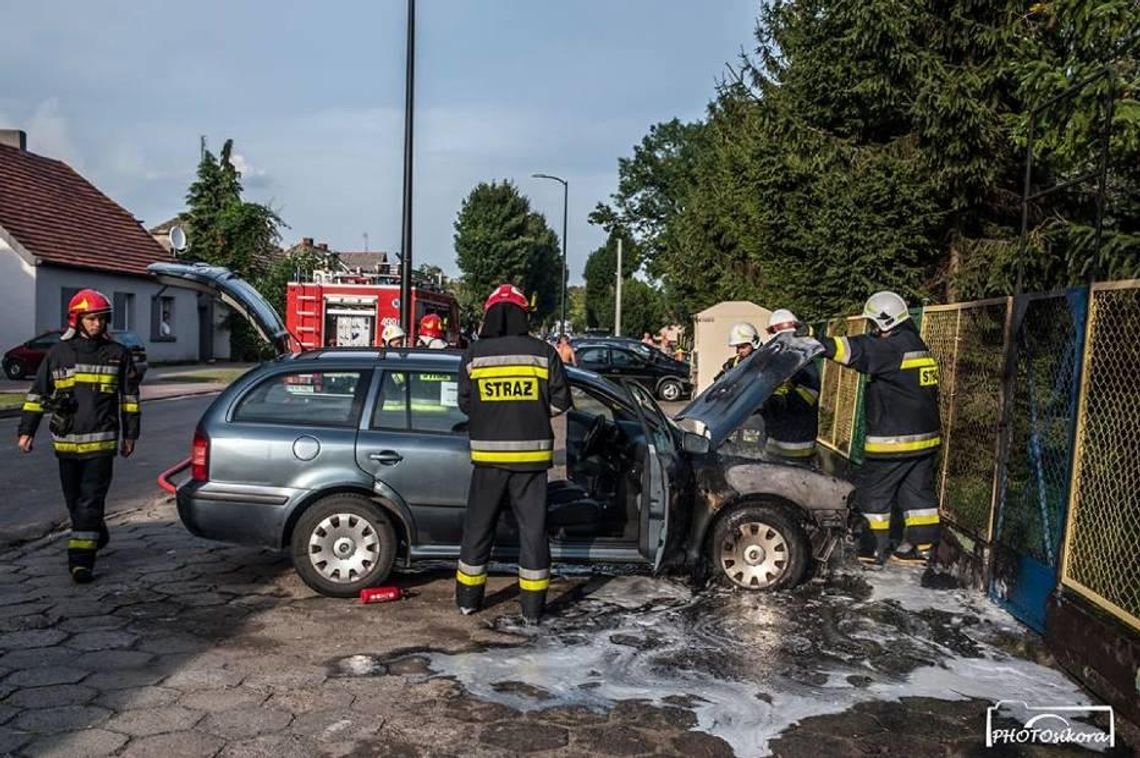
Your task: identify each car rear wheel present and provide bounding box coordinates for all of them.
[4,359,26,380]
[709,503,809,591]
[657,378,683,402]
[291,493,398,597]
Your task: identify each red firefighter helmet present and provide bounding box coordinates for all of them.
[419,313,445,340]
[67,289,112,328]
[483,283,529,312]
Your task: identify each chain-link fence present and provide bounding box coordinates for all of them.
[816,317,867,460]
[921,298,1011,541]
[1062,281,1140,633]
[991,289,1087,631]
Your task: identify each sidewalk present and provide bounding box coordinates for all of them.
[0,363,254,418]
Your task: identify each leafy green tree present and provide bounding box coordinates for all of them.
[183,138,285,357]
[453,181,561,326]
[582,231,640,331]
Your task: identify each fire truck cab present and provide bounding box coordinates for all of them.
[286,269,461,350]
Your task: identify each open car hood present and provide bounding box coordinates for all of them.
[674,333,822,448]
[147,262,293,356]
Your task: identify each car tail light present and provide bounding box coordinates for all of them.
[191,429,209,482]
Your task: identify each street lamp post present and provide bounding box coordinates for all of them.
[532,173,568,333]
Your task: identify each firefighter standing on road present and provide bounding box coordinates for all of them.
[455,284,572,624]
[417,314,448,349]
[714,322,761,381]
[762,310,820,460]
[16,290,141,583]
[813,291,941,565]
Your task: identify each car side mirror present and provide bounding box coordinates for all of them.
[681,432,710,455]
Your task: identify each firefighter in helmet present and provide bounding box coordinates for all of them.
[761,309,820,460]
[417,314,448,349]
[714,322,761,381]
[455,284,572,624]
[381,324,407,348]
[16,289,141,583]
[813,291,941,565]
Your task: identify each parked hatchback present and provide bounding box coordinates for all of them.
[573,340,692,402]
[3,329,148,380]
[151,262,853,598]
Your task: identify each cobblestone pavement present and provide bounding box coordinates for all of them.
[0,500,1133,757]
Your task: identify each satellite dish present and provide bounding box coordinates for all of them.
[169,225,188,253]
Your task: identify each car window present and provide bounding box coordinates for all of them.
[570,385,614,422]
[626,382,676,453]
[577,347,608,365]
[611,348,640,368]
[233,370,370,428]
[372,370,466,434]
[114,332,142,348]
[29,333,61,349]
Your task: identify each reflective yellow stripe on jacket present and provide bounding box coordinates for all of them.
[863,432,941,455]
[469,439,554,465]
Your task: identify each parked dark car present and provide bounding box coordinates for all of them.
[573,340,691,401]
[150,262,853,598]
[3,329,148,380]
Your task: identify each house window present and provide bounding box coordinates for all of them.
[60,287,82,326]
[151,295,176,341]
[113,293,135,331]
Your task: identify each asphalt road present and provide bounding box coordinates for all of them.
[0,394,216,541]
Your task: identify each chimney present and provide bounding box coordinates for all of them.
[302,237,314,247]
[317,242,329,251]
[0,130,27,151]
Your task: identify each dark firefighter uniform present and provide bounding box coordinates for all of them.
[455,298,572,622]
[818,325,941,558]
[762,362,820,460]
[19,335,141,578]
[714,355,742,382]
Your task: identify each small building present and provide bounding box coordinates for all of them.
[0,129,226,361]
[691,300,772,393]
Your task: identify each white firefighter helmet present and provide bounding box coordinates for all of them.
[727,322,761,348]
[766,309,798,336]
[863,291,910,331]
[381,323,407,345]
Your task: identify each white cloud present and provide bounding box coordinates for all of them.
[24,99,83,169]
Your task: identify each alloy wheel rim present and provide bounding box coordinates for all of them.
[308,513,379,583]
[719,521,788,589]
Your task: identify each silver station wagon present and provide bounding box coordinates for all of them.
[151,263,854,598]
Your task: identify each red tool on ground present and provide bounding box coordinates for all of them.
[360,586,404,604]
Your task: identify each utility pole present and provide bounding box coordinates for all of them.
[614,237,623,336]
[398,0,416,333]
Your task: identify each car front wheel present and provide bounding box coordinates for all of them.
[657,378,684,402]
[291,493,398,597]
[709,503,809,591]
[4,359,25,380]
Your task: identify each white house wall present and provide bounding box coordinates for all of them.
[0,235,37,352]
[34,266,202,362]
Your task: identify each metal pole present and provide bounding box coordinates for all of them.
[614,237,622,336]
[399,0,416,333]
[560,180,568,334]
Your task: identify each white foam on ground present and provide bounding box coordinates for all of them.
[426,571,1109,757]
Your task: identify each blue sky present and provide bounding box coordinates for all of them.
[0,1,757,282]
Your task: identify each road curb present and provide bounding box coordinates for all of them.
[0,386,223,419]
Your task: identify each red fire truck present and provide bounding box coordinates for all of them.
[286,269,461,349]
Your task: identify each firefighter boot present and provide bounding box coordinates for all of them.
[891,541,934,565]
[519,588,546,626]
[67,545,96,584]
[856,529,889,568]
[455,565,487,615]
